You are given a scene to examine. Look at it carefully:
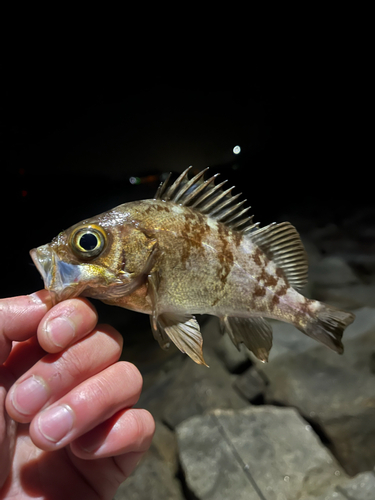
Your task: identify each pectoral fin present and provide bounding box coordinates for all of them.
[147,270,207,365]
[109,245,159,298]
[220,315,273,362]
[157,313,207,366]
[148,271,171,350]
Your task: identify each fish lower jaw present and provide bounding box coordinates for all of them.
[30,248,48,282]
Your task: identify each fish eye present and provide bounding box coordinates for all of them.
[71,225,107,259]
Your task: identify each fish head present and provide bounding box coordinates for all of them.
[30,208,158,305]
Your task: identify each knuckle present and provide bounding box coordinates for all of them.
[58,347,88,381]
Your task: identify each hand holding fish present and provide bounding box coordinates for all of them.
[0,291,155,499]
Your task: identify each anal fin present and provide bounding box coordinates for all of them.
[220,315,273,362]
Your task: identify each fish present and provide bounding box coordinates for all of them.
[30,166,355,365]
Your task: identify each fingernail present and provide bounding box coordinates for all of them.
[37,404,74,443]
[46,316,76,348]
[11,376,49,415]
[29,290,52,307]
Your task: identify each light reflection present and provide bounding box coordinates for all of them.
[233,145,241,154]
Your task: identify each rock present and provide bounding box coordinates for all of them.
[114,420,181,499]
[233,367,266,402]
[162,349,248,429]
[258,319,320,361]
[137,348,248,429]
[203,316,254,373]
[309,256,359,286]
[261,307,375,475]
[300,237,323,264]
[176,406,346,500]
[336,472,375,500]
[114,452,184,500]
[304,472,375,500]
[213,332,251,373]
[313,283,375,309]
[151,420,179,475]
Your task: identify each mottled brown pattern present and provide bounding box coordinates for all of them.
[276,268,284,278]
[263,271,278,288]
[271,294,280,306]
[217,223,234,285]
[252,246,263,266]
[155,204,171,213]
[253,284,267,297]
[270,282,288,310]
[290,296,315,329]
[180,211,210,268]
[232,230,243,248]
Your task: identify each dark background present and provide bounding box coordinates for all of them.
[1,71,369,304]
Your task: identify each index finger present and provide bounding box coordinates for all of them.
[0,290,52,364]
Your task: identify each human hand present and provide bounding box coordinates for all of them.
[0,291,155,499]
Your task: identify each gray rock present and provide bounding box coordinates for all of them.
[313,283,375,309]
[261,307,375,475]
[253,318,321,362]
[151,420,179,475]
[213,332,251,373]
[233,367,266,401]
[309,256,360,286]
[138,348,248,429]
[176,406,346,500]
[114,452,184,500]
[113,420,181,499]
[304,472,375,500]
[337,472,375,500]
[162,348,248,429]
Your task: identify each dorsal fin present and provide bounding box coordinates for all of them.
[249,222,308,290]
[155,167,308,290]
[154,167,256,232]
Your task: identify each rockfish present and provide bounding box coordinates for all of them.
[30,167,355,365]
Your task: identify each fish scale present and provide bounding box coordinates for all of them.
[30,167,355,365]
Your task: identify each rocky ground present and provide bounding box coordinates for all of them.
[114,207,375,500]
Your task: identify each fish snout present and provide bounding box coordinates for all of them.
[30,245,83,303]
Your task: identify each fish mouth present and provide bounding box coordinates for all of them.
[30,245,84,303]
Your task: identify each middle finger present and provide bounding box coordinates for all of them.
[6,324,123,423]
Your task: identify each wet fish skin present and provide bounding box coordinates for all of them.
[30,167,355,365]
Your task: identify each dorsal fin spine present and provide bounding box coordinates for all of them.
[154,167,255,233]
[200,185,234,213]
[198,181,229,212]
[164,167,192,201]
[230,215,253,230]
[211,191,241,218]
[155,172,172,200]
[190,174,220,208]
[222,203,248,224]
[174,168,208,203]
[179,170,213,206]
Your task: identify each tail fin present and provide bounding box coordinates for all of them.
[299,304,355,354]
